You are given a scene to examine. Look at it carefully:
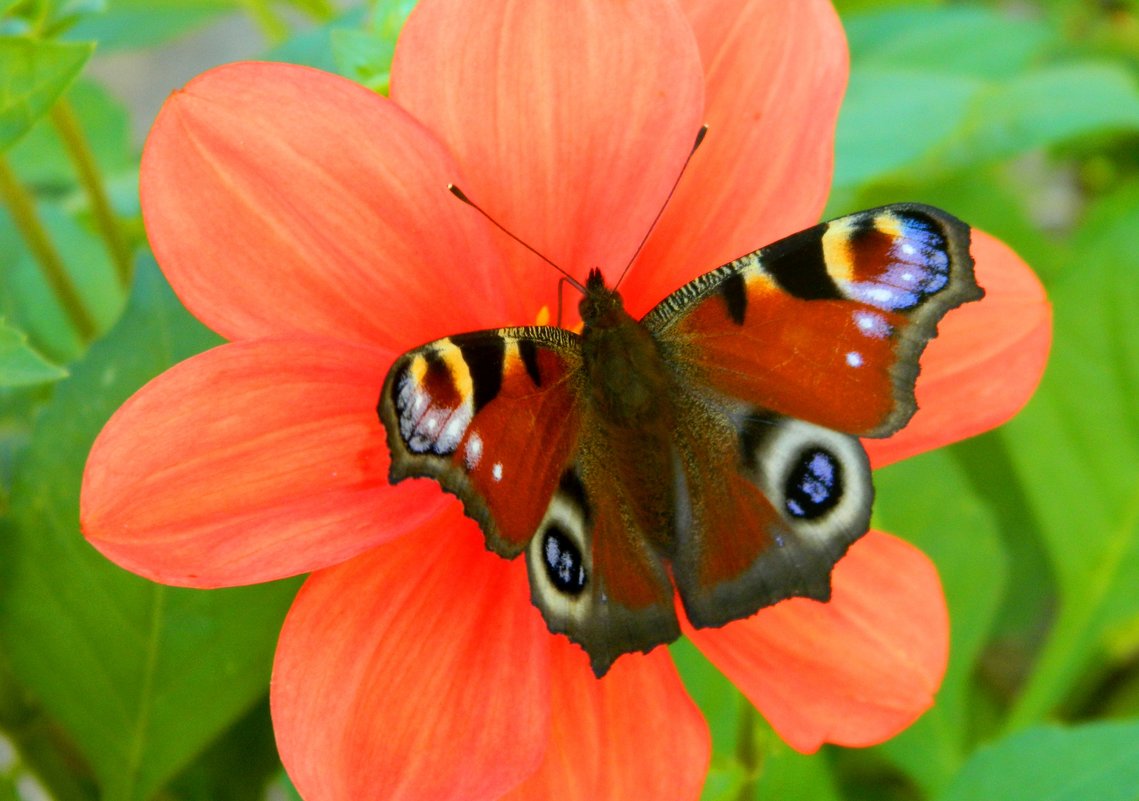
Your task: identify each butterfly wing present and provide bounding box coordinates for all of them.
[645,203,981,628]
[379,328,678,676]
[645,203,983,437]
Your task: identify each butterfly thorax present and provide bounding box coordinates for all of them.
[578,269,672,427]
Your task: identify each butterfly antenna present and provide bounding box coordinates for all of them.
[613,124,708,290]
[448,184,587,293]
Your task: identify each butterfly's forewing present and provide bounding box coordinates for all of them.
[379,328,583,557]
[647,203,980,629]
[379,328,680,676]
[645,204,983,437]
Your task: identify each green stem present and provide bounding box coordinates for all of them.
[50,100,133,288]
[0,156,97,342]
[735,698,762,800]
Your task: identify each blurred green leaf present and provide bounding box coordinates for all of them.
[0,317,67,385]
[671,638,742,756]
[929,63,1139,177]
[329,0,416,92]
[835,67,982,188]
[166,698,280,801]
[264,5,366,72]
[754,736,841,801]
[871,448,1005,796]
[846,7,1053,79]
[0,37,92,152]
[1001,182,1139,728]
[938,721,1139,801]
[0,258,298,801]
[1,200,126,361]
[67,0,240,51]
[331,28,394,92]
[10,79,133,190]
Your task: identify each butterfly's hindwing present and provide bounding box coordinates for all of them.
[670,396,873,628]
[525,459,680,677]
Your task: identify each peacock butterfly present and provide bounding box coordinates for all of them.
[377,201,982,677]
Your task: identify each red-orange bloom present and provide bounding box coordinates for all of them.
[80,0,1051,798]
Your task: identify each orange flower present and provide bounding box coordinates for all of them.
[81,0,1050,798]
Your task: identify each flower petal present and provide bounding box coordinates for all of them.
[392,0,705,309]
[272,508,550,801]
[501,639,709,801]
[865,231,1052,468]
[142,61,513,345]
[686,531,948,753]
[81,337,445,587]
[624,0,849,313]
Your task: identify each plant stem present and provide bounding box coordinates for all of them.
[0,157,97,342]
[735,698,763,800]
[50,100,133,288]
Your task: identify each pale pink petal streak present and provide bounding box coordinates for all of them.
[501,639,709,801]
[393,0,706,313]
[82,337,447,587]
[274,511,551,801]
[687,532,949,753]
[142,61,515,345]
[625,0,849,314]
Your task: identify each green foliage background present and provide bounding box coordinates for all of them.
[1,0,1137,799]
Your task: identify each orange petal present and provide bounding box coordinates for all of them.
[81,337,446,587]
[142,61,514,346]
[625,0,849,313]
[392,0,705,310]
[686,531,948,753]
[501,639,710,801]
[865,231,1052,468]
[273,508,551,801]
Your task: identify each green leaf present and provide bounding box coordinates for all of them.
[10,79,134,189]
[264,5,367,72]
[67,0,241,51]
[846,7,1054,79]
[938,721,1139,801]
[1001,182,1139,727]
[330,0,416,92]
[331,28,395,92]
[1,200,127,362]
[0,37,93,152]
[0,258,299,801]
[0,317,67,385]
[929,63,1139,175]
[834,68,982,189]
[870,448,1005,796]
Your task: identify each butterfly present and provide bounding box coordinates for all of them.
[377,203,982,677]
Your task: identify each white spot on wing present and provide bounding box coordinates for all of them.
[846,351,863,368]
[464,432,483,470]
[492,462,503,482]
[853,310,892,339]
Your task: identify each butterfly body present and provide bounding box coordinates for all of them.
[378,204,983,676]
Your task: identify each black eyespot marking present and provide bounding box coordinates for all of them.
[542,524,587,595]
[558,469,592,524]
[452,333,505,412]
[763,223,843,301]
[784,447,843,520]
[720,271,748,325]
[737,412,778,473]
[519,339,542,387]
